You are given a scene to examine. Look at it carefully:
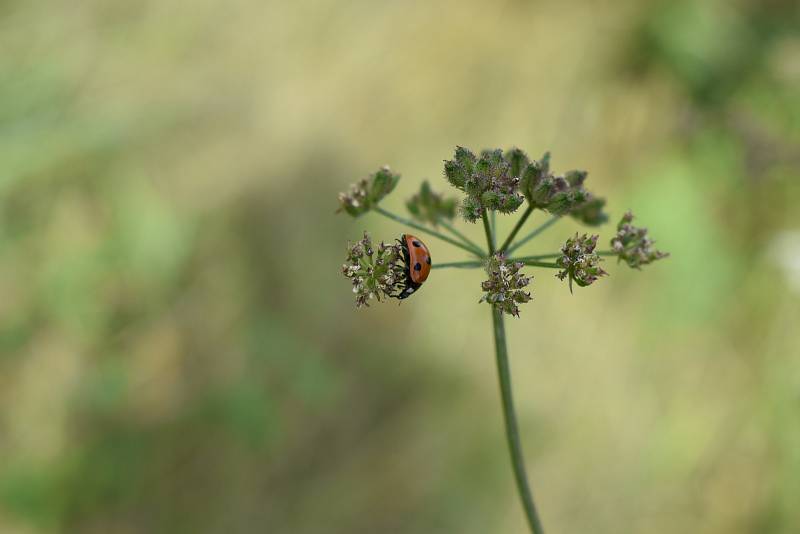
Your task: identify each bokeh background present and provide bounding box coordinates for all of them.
[1,0,799,532]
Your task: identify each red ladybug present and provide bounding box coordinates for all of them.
[396,234,431,299]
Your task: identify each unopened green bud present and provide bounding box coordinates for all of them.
[460,196,483,223]
[464,173,487,196]
[481,148,505,166]
[505,148,530,177]
[543,177,573,214]
[454,146,477,171]
[564,169,588,187]
[520,153,551,205]
[498,193,524,213]
[370,166,401,204]
[475,155,492,176]
[481,189,502,209]
[444,159,466,189]
[570,195,608,226]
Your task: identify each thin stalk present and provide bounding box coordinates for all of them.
[492,309,545,534]
[517,260,560,269]
[482,210,495,255]
[499,206,534,253]
[438,219,485,257]
[374,207,482,258]
[512,253,562,261]
[431,260,484,269]
[483,211,545,534]
[506,215,560,254]
[490,210,497,251]
[596,250,616,257]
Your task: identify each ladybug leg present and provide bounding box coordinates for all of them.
[386,279,404,299]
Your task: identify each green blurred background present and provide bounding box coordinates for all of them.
[1,0,799,532]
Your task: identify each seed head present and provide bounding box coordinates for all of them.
[337,166,401,217]
[480,253,532,317]
[610,211,669,269]
[342,232,406,308]
[556,233,608,293]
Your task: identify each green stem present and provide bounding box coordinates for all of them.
[491,306,545,534]
[374,207,482,258]
[499,206,534,253]
[490,210,497,251]
[482,210,495,255]
[482,211,545,534]
[506,215,560,254]
[596,250,616,257]
[512,253,562,261]
[432,260,484,269]
[517,260,560,269]
[438,219,485,257]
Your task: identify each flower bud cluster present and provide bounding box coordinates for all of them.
[338,166,400,217]
[444,147,525,222]
[519,153,608,226]
[611,211,669,269]
[341,232,406,308]
[480,253,532,317]
[556,233,608,292]
[405,180,457,226]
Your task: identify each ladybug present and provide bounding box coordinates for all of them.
[395,234,432,299]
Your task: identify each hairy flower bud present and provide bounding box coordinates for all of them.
[556,233,608,293]
[519,152,551,207]
[342,232,406,307]
[444,146,477,189]
[480,253,533,317]
[505,147,530,178]
[564,169,587,187]
[337,166,400,217]
[461,196,482,223]
[569,195,608,226]
[519,153,608,224]
[545,176,582,215]
[610,211,669,268]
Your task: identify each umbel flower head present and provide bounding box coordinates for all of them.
[611,211,669,268]
[406,180,457,226]
[480,253,532,317]
[338,166,401,217]
[444,147,525,222]
[342,232,406,308]
[556,233,608,293]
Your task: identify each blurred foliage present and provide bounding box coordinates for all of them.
[0,0,798,533]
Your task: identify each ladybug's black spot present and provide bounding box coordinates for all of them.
[414,262,422,271]
[412,240,421,247]
[426,256,431,265]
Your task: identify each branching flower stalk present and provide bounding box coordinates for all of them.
[336,147,669,534]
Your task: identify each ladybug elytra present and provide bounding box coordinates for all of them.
[395,234,431,299]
